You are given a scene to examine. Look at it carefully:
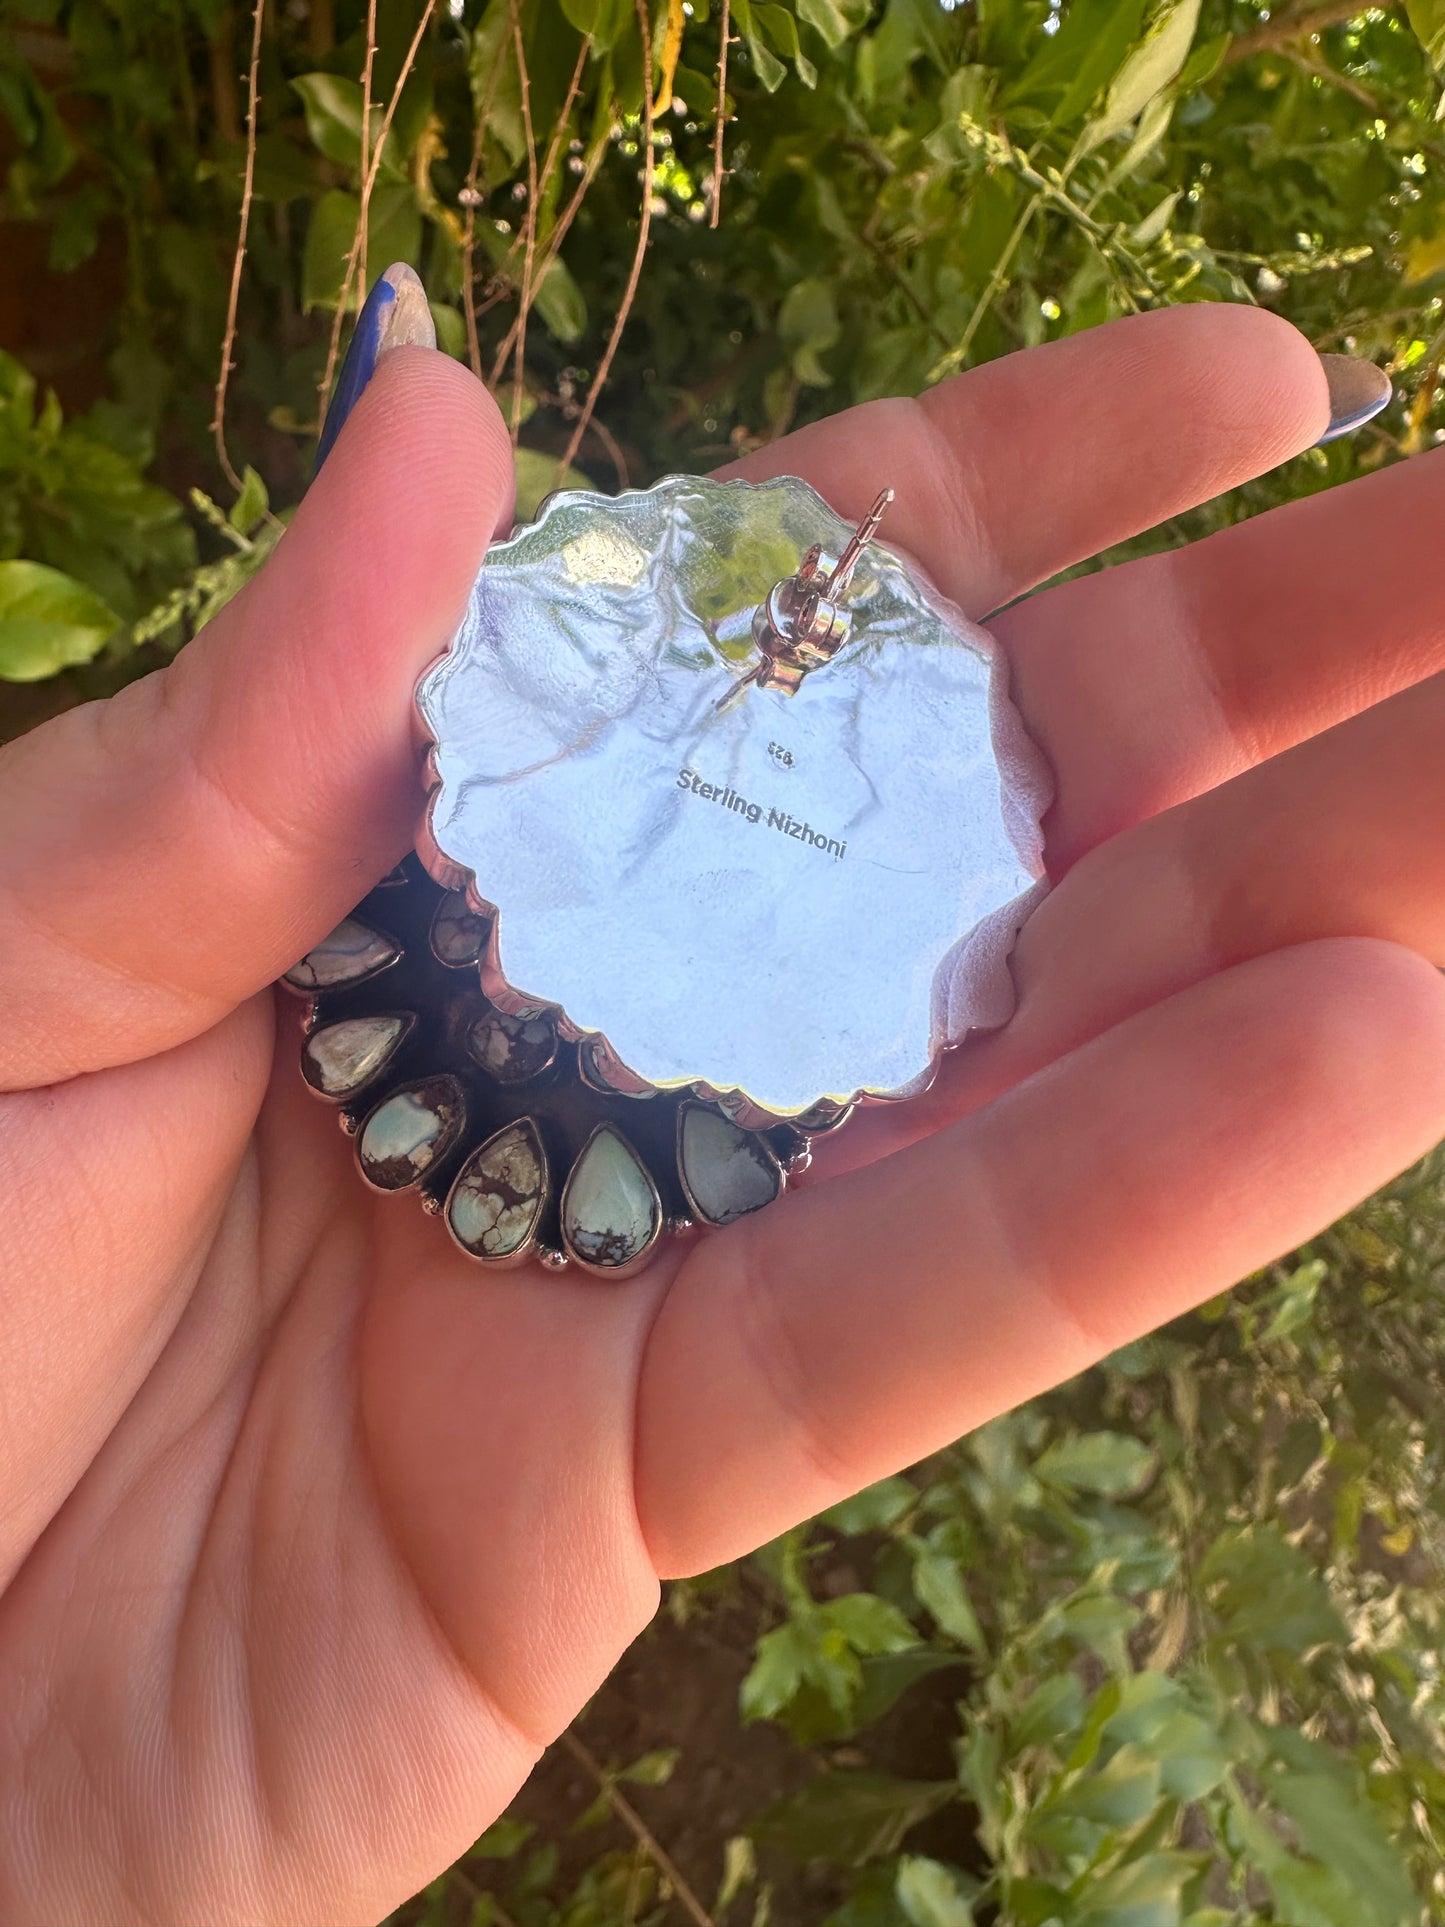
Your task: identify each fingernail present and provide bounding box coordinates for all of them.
[315,262,436,472]
[1316,353,1391,445]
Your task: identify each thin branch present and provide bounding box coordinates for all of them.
[1276,42,1384,108]
[318,0,378,428]
[710,0,730,228]
[460,43,510,382]
[559,0,655,477]
[532,35,593,246]
[358,0,378,184]
[934,189,1040,382]
[484,33,593,392]
[506,0,539,440]
[580,407,630,488]
[560,1733,715,1927]
[365,1,440,207]
[316,0,439,435]
[1222,0,1389,63]
[212,0,265,492]
[489,119,608,386]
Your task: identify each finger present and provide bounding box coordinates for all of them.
[978,661,1445,1083]
[0,995,272,1583]
[0,347,514,1090]
[721,304,1332,619]
[636,940,1445,1575]
[811,662,1445,1178]
[998,443,1445,869]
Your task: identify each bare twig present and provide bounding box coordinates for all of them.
[1276,43,1383,108]
[532,34,592,226]
[1222,0,1387,63]
[485,33,593,393]
[357,0,378,184]
[559,0,656,477]
[460,45,510,381]
[316,0,439,435]
[317,0,378,427]
[365,1,440,202]
[212,0,265,492]
[936,189,1040,382]
[506,0,539,440]
[710,0,730,228]
[560,1733,715,1927]
[579,407,630,488]
[488,119,608,385]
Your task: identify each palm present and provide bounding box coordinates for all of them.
[3,317,1444,1925]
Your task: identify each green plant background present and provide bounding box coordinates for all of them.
[2,0,1445,1919]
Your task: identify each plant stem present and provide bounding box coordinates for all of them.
[561,1732,716,1927]
[211,0,264,493]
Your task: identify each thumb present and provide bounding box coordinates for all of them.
[0,342,514,1091]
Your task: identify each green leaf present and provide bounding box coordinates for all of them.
[895,1854,976,1927]
[1268,1767,1416,1920]
[469,1815,535,1858]
[532,258,588,344]
[734,4,788,88]
[1005,0,1147,126]
[430,302,468,361]
[302,190,363,312]
[0,560,119,681]
[753,1772,955,1865]
[1070,1850,1193,1927]
[850,1650,969,1735]
[1008,1673,1087,1753]
[1035,1431,1154,1496]
[1059,1593,1140,1670]
[778,276,841,385]
[1200,1525,1344,1655]
[618,1746,679,1786]
[825,1593,921,1655]
[796,0,870,50]
[1043,1742,1162,1829]
[302,186,423,313]
[821,1475,917,1534]
[1407,0,1445,72]
[716,1834,756,1913]
[912,1553,985,1651]
[1080,0,1202,151]
[290,73,401,178]
[740,1620,814,1722]
[228,465,269,537]
[1257,1259,1328,1345]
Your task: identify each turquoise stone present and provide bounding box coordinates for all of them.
[283,917,399,991]
[302,1013,410,1099]
[430,890,489,967]
[678,1102,782,1225]
[447,1120,546,1260]
[466,1005,557,1084]
[561,1124,660,1271]
[357,1076,465,1190]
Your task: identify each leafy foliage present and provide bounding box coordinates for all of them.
[2,0,1445,706]
[3,2,1445,1921]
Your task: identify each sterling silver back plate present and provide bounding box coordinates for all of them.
[416,473,1050,1121]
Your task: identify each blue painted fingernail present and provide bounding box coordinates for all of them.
[315,262,436,472]
[1316,353,1391,445]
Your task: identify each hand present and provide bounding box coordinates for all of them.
[0,305,1441,1925]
